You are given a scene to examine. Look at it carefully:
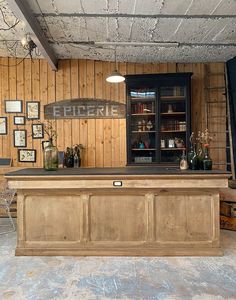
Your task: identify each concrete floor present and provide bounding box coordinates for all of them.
[0,220,236,300]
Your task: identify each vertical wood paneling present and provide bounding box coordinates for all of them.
[217,63,227,170]
[95,61,104,167]
[16,58,25,167]
[32,60,40,166]
[1,58,9,158]
[55,61,64,151]
[118,62,126,104]
[86,60,96,167]
[102,61,112,167]
[24,59,33,165]
[71,59,80,150]
[0,58,227,169]
[37,60,47,166]
[8,58,16,164]
[63,60,72,150]
[79,60,88,166]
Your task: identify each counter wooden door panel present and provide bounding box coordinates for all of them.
[154,191,219,246]
[89,195,147,242]
[24,193,82,244]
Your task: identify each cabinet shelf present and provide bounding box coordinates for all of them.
[161,112,185,116]
[131,131,156,133]
[132,148,156,151]
[161,130,186,133]
[160,96,185,101]
[161,148,186,151]
[131,113,155,116]
[130,98,156,101]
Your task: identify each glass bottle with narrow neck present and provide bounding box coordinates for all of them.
[189,144,198,170]
[180,150,188,170]
[202,146,212,170]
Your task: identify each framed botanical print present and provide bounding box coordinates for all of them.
[32,123,44,139]
[5,100,23,113]
[0,117,7,135]
[26,101,40,120]
[14,116,25,125]
[18,149,36,163]
[13,129,27,147]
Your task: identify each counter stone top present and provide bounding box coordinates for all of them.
[5,167,231,177]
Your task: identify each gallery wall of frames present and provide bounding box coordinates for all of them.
[0,57,226,168]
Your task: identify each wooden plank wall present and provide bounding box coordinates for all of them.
[0,58,226,169]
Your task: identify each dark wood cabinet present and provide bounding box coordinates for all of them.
[126,73,192,165]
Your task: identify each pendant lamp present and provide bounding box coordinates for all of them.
[106,47,125,83]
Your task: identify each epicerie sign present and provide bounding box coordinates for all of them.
[44,98,126,119]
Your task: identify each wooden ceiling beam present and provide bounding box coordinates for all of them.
[8,0,58,71]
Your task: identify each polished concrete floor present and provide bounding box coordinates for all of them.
[0,220,236,300]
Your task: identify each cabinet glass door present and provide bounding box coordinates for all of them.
[159,86,187,164]
[129,89,157,164]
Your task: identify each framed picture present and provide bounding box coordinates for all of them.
[0,117,7,135]
[42,140,50,150]
[32,124,44,139]
[26,101,40,120]
[18,149,36,163]
[13,129,27,147]
[5,100,23,113]
[14,116,25,125]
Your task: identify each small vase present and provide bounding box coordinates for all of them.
[202,146,212,170]
[43,138,58,171]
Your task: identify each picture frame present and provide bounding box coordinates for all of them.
[5,100,23,113]
[0,117,7,135]
[14,116,25,125]
[26,101,40,120]
[42,140,50,150]
[18,149,36,163]
[32,124,44,139]
[13,129,27,147]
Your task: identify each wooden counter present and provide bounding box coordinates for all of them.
[5,167,230,256]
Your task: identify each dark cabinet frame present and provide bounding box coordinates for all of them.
[125,72,193,166]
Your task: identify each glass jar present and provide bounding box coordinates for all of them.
[43,138,58,171]
[202,146,212,170]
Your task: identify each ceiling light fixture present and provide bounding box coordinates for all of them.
[21,34,37,58]
[106,46,125,83]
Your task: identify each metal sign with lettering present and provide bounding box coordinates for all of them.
[44,98,126,119]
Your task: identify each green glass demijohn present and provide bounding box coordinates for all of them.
[43,138,58,171]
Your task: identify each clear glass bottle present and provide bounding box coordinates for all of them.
[43,138,58,171]
[73,152,79,168]
[180,150,188,170]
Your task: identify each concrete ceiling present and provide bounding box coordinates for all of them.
[1,0,236,66]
